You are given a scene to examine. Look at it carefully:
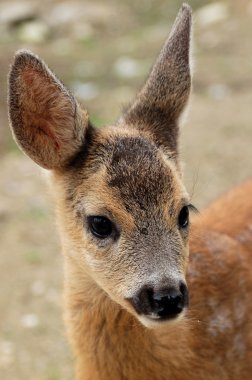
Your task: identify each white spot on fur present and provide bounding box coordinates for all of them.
[187,266,199,278]
[233,333,245,357]
[208,298,217,309]
[233,298,246,324]
[225,332,246,362]
[236,225,252,245]
[208,307,233,337]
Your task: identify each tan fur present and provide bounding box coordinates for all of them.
[7,4,252,380]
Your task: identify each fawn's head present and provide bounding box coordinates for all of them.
[8,5,193,327]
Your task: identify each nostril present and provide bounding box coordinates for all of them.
[146,287,155,309]
[179,282,186,295]
[179,281,189,307]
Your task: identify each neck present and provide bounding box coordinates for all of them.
[63,257,192,380]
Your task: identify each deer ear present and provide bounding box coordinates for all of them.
[122,4,192,154]
[8,50,89,170]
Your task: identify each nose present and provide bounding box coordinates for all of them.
[130,282,188,320]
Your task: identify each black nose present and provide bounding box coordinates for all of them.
[130,282,188,320]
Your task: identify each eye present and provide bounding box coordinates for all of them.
[88,216,113,239]
[178,206,189,229]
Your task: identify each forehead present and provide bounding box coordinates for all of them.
[65,132,186,219]
[106,136,176,211]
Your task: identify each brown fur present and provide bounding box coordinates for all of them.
[7,4,252,380]
[8,50,88,169]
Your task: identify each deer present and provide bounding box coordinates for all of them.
[7,3,252,380]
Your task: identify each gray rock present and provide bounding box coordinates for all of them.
[17,20,50,43]
[0,2,36,27]
[114,57,143,78]
[71,22,94,42]
[207,83,230,100]
[46,1,115,27]
[46,2,83,27]
[20,313,40,328]
[72,82,99,101]
[196,2,229,27]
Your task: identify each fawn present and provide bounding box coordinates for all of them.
[8,4,252,380]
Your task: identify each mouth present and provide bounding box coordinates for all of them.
[138,309,187,328]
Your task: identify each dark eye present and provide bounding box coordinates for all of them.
[88,216,113,239]
[178,206,189,229]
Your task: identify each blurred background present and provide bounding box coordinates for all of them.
[0,0,252,379]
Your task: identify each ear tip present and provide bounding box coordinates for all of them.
[9,50,44,80]
[178,3,192,24]
[181,3,192,14]
[8,49,45,91]
[12,49,40,68]
[8,49,41,107]
[168,3,192,44]
[15,48,36,57]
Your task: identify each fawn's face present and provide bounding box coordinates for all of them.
[8,5,192,327]
[55,127,191,326]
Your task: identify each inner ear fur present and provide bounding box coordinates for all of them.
[8,50,89,170]
[122,4,192,154]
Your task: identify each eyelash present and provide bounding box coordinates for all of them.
[187,204,199,214]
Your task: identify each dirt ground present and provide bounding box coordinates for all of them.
[0,1,252,379]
